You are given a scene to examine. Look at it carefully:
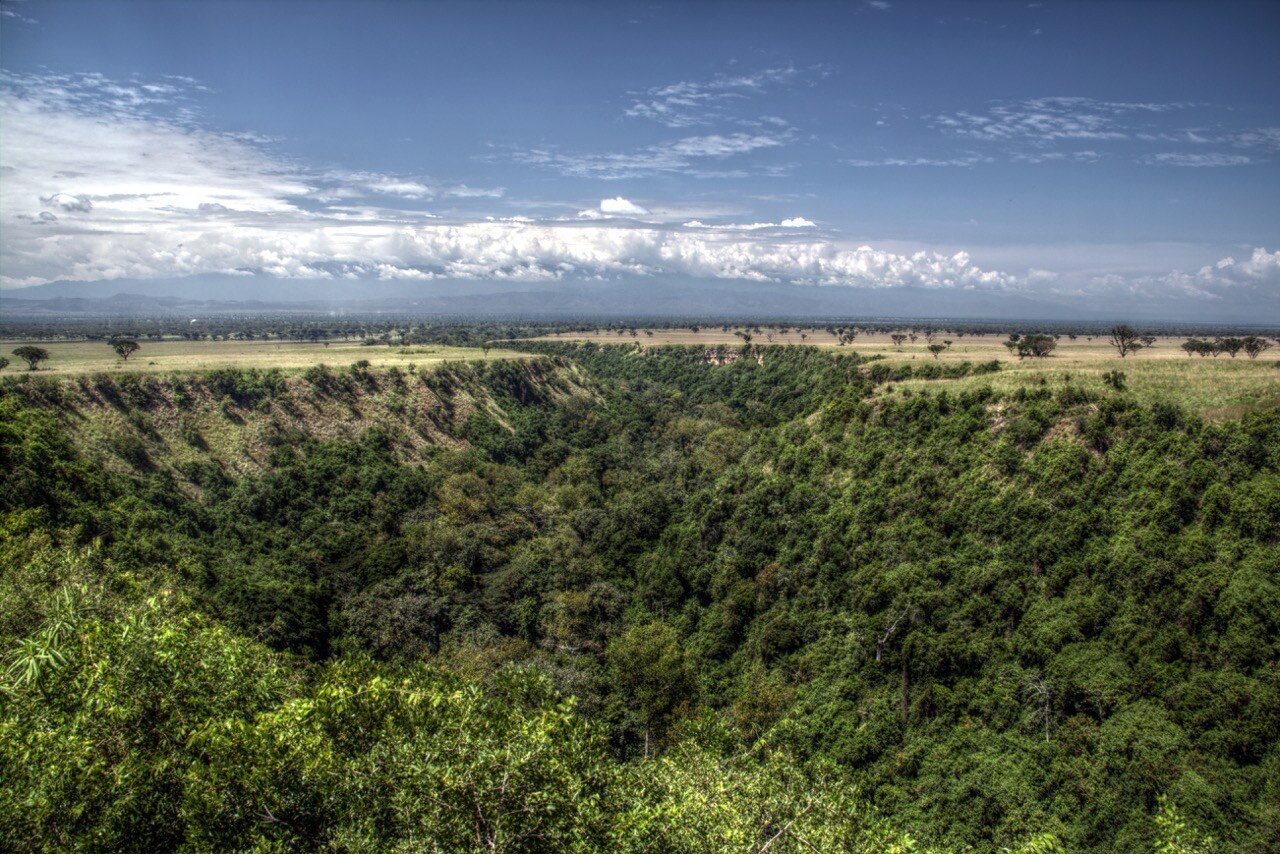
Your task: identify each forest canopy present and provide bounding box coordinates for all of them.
[0,342,1276,851]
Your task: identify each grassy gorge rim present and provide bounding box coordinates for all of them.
[4,320,1275,421]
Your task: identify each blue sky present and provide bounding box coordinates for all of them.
[1,0,1277,312]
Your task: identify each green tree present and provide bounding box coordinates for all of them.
[110,338,141,361]
[607,623,695,756]
[1241,335,1271,359]
[1108,325,1145,358]
[11,346,50,371]
[1216,336,1244,358]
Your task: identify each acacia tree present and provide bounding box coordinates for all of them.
[1242,336,1272,359]
[12,345,50,371]
[890,333,907,348]
[1108,325,1145,358]
[0,357,8,371]
[1018,334,1057,359]
[1216,336,1244,358]
[111,339,141,361]
[927,343,949,360]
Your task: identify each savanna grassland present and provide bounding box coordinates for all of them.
[537,327,1280,418]
[0,337,528,376]
[1,330,1277,852]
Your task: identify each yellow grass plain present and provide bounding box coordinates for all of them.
[0,338,527,377]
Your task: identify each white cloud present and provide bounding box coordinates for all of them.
[40,192,94,212]
[1011,150,1102,164]
[1,69,1271,307]
[931,97,1189,143]
[624,66,804,128]
[0,73,1002,289]
[846,154,992,167]
[922,97,1272,168]
[599,197,649,215]
[442,184,505,198]
[0,5,38,24]
[363,178,432,199]
[1139,152,1253,167]
[514,130,792,179]
[681,218,816,230]
[1089,248,1280,300]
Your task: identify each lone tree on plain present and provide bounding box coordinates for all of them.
[1108,325,1145,358]
[890,333,907,348]
[111,339,141,361]
[1017,333,1057,359]
[927,343,950,360]
[12,346,50,371]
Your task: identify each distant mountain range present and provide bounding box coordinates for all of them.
[2,274,1276,326]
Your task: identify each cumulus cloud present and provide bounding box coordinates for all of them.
[0,69,1270,308]
[0,72,1002,288]
[1166,248,1280,297]
[1081,248,1280,300]
[599,197,649,216]
[681,218,816,230]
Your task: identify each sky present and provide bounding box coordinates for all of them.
[1,0,1277,316]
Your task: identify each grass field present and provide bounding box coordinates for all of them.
[2,331,1276,419]
[0,339,527,377]
[537,328,1280,418]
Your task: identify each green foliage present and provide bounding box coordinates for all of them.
[0,344,1274,850]
[110,338,141,360]
[11,345,50,371]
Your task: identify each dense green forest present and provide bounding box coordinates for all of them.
[1,343,1276,851]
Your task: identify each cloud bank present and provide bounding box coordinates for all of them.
[1,70,1275,308]
[1,71,984,289]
